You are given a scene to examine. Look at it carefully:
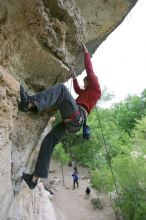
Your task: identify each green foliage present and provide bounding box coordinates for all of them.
[141,88,146,105]
[112,155,146,189]
[114,91,146,135]
[112,156,146,220]
[131,116,146,153]
[53,143,70,164]
[95,108,131,158]
[91,155,146,220]
[90,106,146,219]
[90,166,113,192]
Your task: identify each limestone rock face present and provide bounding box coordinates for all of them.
[0,67,56,220]
[7,183,56,220]
[0,0,138,219]
[0,0,138,90]
[0,66,18,220]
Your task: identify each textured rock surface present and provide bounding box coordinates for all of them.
[0,0,138,90]
[0,0,138,219]
[0,66,18,220]
[7,183,56,220]
[0,67,56,220]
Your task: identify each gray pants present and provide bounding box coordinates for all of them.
[32,83,78,117]
[32,84,85,178]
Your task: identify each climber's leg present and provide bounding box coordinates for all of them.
[73,180,75,189]
[33,122,65,178]
[18,85,34,112]
[18,83,78,114]
[21,172,39,190]
[22,122,65,189]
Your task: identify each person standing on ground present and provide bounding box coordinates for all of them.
[19,42,101,190]
[72,167,79,189]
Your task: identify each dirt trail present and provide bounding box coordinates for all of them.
[48,160,116,220]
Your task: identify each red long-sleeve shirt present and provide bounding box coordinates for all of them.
[73,52,101,114]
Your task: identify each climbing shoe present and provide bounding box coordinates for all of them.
[18,85,30,112]
[21,172,38,190]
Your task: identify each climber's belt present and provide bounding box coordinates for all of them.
[63,108,86,134]
[78,105,88,117]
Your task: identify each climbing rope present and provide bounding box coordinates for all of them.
[67,48,125,218]
[70,76,73,94]
[95,107,125,220]
[69,73,118,192]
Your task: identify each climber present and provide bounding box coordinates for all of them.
[19,42,101,189]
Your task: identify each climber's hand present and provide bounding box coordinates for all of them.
[81,42,88,53]
[70,67,76,79]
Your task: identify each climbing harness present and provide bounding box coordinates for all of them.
[63,108,86,134]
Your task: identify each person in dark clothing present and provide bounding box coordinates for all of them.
[86,186,91,195]
[72,169,79,189]
[19,42,101,190]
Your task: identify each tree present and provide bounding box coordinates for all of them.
[114,93,146,135]
[91,154,146,220]
[52,143,70,186]
[131,116,146,154]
